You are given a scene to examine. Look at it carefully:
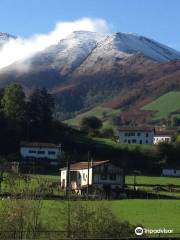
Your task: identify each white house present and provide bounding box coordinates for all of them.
[162,168,180,177]
[20,141,61,161]
[153,132,172,144]
[118,127,155,145]
[60,160,124,192]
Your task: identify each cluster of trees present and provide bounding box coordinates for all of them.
[0,84,54,153]
[80,116,114,138]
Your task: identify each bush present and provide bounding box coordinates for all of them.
[62,201,135,239]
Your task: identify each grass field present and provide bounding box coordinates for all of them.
[111,200,180,233]
[65,106,121,130]
[0,199,179,238]
[126,175,180,186]
[142,91,180,119]
[1,173,180,237]
[40,200,180,234]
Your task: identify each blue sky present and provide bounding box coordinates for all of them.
[0,0,180,50]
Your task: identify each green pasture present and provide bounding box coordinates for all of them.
[142,91,180,119]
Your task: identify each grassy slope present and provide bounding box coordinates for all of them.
[65,106,121,130]
[142,91,180,119]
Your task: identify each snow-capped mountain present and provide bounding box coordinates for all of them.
[27,31,106,75]
[0,30,180,119]
[73,32,180,75]
[1,30,180,75]
[0,32,16,46]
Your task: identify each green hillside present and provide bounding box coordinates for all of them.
[142,91,180,119]
[65,106,121,130]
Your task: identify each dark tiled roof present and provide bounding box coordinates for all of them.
[20,141,61,149]
[154,131,172,136]
[61,160,110,170]
[119,127,154,132]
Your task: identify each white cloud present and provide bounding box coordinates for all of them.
[0,18,110,70]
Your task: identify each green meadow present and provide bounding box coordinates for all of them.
[142,91,180,119]
[40,200,180,234]
[126,175,180,186]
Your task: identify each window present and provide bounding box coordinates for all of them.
[137,132,141,136]
[110,174,116,180]
[124,133,128,136]
[101,174,107,180]
[146,133,149,137]
[146,140,148,143]
[124,139,127,143]
[139,140,142,144]
[132,139,136,143]
[48,151,56,155]
[37,151,45,155]
[29,150,36,154]
[128,140,131,144]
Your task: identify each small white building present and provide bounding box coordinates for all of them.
[162,168,180,177]
[118,127,155,145]
[60,160,124,192]
[153,132,172,144]
[20,141,61,161]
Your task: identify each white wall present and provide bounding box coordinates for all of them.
[79,168,92,186]
[61,170,67,187]
[118,131,154,144]
[154,136,171,144]
[20,146,60,160]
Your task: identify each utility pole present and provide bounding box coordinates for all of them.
[66,155,71,237]
[87,151,90,200]
[133,173,136,191]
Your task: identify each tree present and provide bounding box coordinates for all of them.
[80,116,102,134]
[27,88,54,126]
[171,116,180,127]
[1,84,26,122]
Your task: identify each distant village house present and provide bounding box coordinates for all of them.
[118,127,172,145]
[20,141,61,164]
[162,168,180,177]
[118,127,155,145]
